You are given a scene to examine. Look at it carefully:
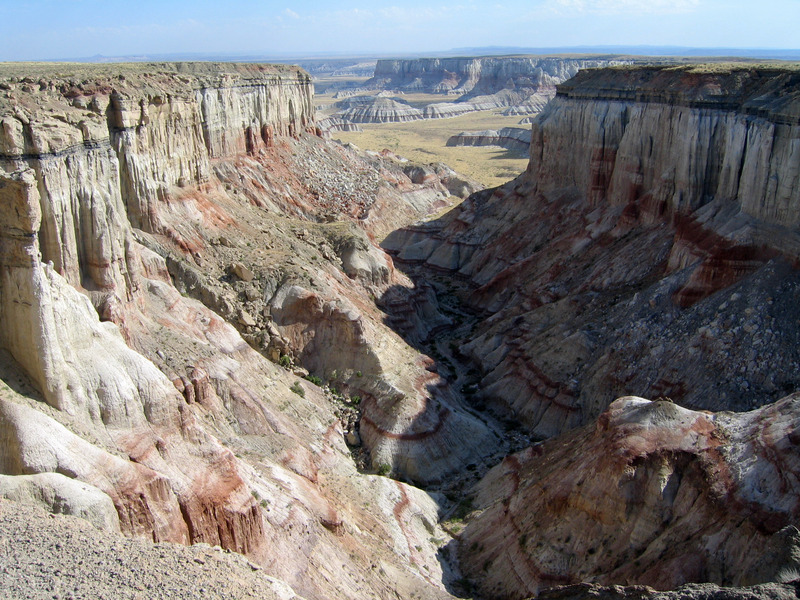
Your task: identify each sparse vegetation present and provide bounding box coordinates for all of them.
[304,374,323,386]
[279,354,292,369]
[377,463,391,476]
[290,381,305,397]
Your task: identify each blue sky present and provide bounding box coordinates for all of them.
[1,0,797,61]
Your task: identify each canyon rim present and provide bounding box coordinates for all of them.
[0,57,799,600]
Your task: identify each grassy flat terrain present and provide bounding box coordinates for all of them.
[319,90,531,188]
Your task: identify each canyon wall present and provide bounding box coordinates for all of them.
[384,64,800,436]
[0,62,496,600]
[446,126,531,152]
[364,56,628,106]
[380,63,800,598]
[0,62,314,297]
[368,56,620,96]
[5,58,800,600]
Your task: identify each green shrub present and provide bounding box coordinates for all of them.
[377,464,391,477]
[279,354,292,369]
[304,374,323,386]
[290,381,305,397]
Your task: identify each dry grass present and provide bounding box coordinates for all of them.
[320,91,531,188]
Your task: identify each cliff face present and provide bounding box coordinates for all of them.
[369,56,618,95]
[1,63,313,289]
[338,96,424,123]
[365,56,628,105]
[446,126,531,152]
[383,65,800,440]
[0,62,499,600]
[537,66,800,230]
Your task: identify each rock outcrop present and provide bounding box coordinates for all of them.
[422,102,481,119]
[362,56,630,111]
[365,57,622,97]
[338,97,424,123]
[446,126,531,152]
[316,115,363,133]
[383,64,800,439]
[458,396,800,598]
[537,580,800,600]
[0,62,500,600]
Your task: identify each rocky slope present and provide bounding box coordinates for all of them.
[459,396,800,598]
[446,126,531,152]
[379,62,800,599]
[5,495,798,600]
[0,61,507,600]
[0,497,310,600]
[384,64,800,438]
[362,56,630,111]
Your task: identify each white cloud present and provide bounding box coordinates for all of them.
[283,8,299,19]
[548,0,700,15]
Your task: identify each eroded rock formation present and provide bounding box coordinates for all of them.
[0,62,500,600]
[459,396,800,598]
[384,65,800,438]
[3,57,800,600]
[363,56,630,110]
[338,96,424,123]
[446,126,531,152]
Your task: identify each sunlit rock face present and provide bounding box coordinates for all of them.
[383,65,800,438]
[338,97,424,123]
[0,62,488,600]
[458,396,800,599]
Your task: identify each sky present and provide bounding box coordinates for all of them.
[0,0,798,61]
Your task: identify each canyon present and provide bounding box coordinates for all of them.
[384,64,800,597]
[0,58,799,600]
[321,56,631,128]
[363,56,627,108]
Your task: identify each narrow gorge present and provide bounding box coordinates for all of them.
[0,60,799,600]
